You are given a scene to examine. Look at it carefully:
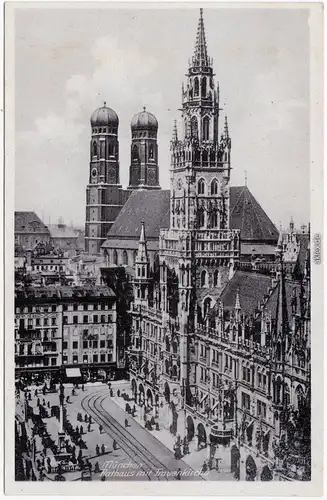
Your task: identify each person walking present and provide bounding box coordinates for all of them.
[99,425,103,434]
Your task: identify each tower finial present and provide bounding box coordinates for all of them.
[235,287,241,310]
[172,120,178,142]
[193,8,209,67]
[276,224,283,254]
[224,116,229,138]
[143,106,146,112]
[245,170,247,186]
[140,219,146,243]
[103,101,106,107]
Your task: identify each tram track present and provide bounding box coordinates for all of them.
[80,389,180,481]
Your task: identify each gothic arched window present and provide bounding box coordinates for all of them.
[191,116,198,139]
[194,77,199,96]
[132,144,138,161]
[197,209,205,228]
[133,250,137,264]
[203,116,209,141]
[211,179,218,195]
[184,118,188,137]
[149,144,154,159]
[201,77,207,98]
[213,269,219,287]
[211,212,218,228]
[198,179,205,195]
[122,250,128,266]
[202,150,208,163]
[92,142,97,157]
[201,270,207,287]
[203,297,212,317]
[109,142,114,156]
[113,250,118,265]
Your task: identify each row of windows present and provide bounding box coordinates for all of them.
[33,265,65,271]
[63,353,113,364]
[92,141,117,157]
[64,339,113,350]
[62,303,111,312]
[132,144,155,161]
[196,210,219,229]
[92,127,117,134]
[17,357,58,368]
[110,249,137,266]
[192,76,208,98]
[16,305,57,314]
[132,132,156,139]
[63,314,112,325]
[242,367,267,389]
[16,303,110,314]
[198,178,219,195]
[200,269,221,288]
[172,148,217,164]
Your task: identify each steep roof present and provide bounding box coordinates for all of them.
[15,284,115,301]
[264,279,303,326]
[219,270,272,315]
[15,211,50,234]
[102,185,278,247]
[230,186,279,243]
[106,190,170,240]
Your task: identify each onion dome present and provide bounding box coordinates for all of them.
[131,107,158,131]
[90,102,119,127]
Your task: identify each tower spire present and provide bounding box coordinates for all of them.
[136,219,148,263]
[172,120,178,142]
[224,116,229,139]
[193,8,209,67]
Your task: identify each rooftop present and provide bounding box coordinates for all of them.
[103,186,278,247]
[15,284,115,301]
[15,212,50,234]
[219,270,273,315]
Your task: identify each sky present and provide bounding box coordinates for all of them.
[15,6,310,230]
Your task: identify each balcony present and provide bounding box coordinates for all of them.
[210,423,233,441]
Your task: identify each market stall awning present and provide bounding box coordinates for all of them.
[65,368,81,378]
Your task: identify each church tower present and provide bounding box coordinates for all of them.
[159,9,240,406]
[128,108,161,190]
[169,8,238,293]
[85,103,127,255]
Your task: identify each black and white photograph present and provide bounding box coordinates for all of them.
[4,2,324,496]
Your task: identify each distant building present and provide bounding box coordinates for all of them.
[15,212,50,249]
[85,103,162,255]
[48,221,80,251]
[15,285,117,383]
